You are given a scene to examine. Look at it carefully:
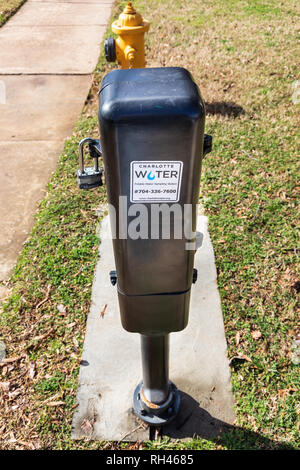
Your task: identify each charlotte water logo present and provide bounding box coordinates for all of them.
[134,168,179,179]
[147,171,155,180]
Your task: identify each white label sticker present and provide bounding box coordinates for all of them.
[130,161,183,203]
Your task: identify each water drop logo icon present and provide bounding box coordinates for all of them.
[147,171,155,180]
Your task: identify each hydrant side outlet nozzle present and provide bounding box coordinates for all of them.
[104,2,150,69]
[104,37,116,62]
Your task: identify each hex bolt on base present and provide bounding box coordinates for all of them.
[133,381,180,426]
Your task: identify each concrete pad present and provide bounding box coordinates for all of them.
[0,75,92,140]
[9,2,111,26]
[0,25,106,74]
[0,141,63,280]
[72,215,235,441]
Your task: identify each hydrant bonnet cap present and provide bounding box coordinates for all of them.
[118,2,143,27]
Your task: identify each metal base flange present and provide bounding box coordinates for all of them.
[133,381,180,426]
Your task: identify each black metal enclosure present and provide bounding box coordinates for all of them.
[97,67,210,423]
[98,67,205,335]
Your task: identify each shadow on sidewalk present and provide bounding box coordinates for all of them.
[162,391,295,450]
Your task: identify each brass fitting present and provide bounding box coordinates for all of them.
[104,2,150,69]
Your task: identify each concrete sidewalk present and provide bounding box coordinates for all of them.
[0,0,113,290]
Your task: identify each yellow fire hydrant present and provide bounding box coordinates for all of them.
[104,2,150,69]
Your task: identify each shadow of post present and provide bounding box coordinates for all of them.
[162,391,296,450]
[205,101,245,118]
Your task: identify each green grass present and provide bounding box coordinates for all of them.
[0,0,299,450]
[202,120,299,447]
[0,0,26,27]
[243,0,282,17]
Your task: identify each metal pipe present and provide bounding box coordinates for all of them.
[140,334,169,405]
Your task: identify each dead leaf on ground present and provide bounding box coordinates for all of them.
[0,355,25,366]
[100,304,107,318]
[278,388,296,399]
[47,401,65,407]
[229,354,252,365]
[57,304,66,314]
[0,381,10,391]
[28,363,36,379]
[80,418,93,434]
[8,389,22,400]
[251,330,262,340]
